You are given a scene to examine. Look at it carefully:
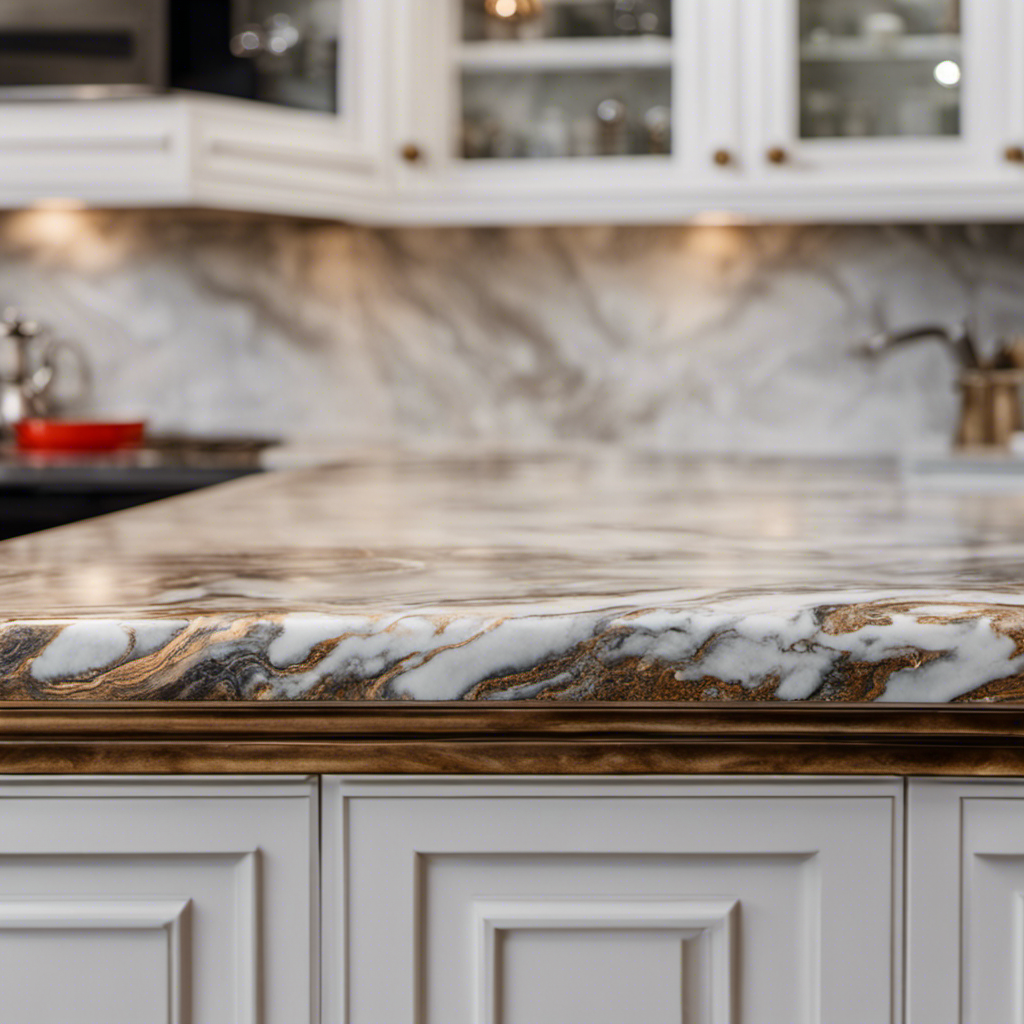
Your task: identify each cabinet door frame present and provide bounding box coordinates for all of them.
[746,0,1006,183]
[906,777,1024,1024]
[0,775,320,1024]
[190,0,394,218]
[393,0,712,211]
[0,3,395,216]
[998,0,1024,181]
[323,774,904,1024]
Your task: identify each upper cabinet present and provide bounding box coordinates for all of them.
[2,0,1024,223]
[745,0,1020,219]
[0,0,389,219]
[187,0,391,216]
[756,0,973,166]
[393,0,690,221]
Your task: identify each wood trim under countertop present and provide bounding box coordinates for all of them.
[1,703,1024,775]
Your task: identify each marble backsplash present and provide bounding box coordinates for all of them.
[2,209,1024,454]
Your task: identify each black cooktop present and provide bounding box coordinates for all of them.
[0,435,274,539]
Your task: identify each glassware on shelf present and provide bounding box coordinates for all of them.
[841,97,876,137]
[612,0,667,36]
[458,0,673,161]
[172,0,339,113]
[465,0,671,42]
[859,11,906,48]
[802,89,842,137]
[643,104,671,154]
[460,69,672,159]
[528,106,572,157]
[571,117,599,157]
[896,87,941,134]
[481,0,545,39]
[596,97,629,154]
[229,0,339,112]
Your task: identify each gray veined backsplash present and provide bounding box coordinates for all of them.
[1,210,1023,455]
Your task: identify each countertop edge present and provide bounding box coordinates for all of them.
[2,702,1023,776]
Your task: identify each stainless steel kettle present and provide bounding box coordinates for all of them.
[0,309,89,432]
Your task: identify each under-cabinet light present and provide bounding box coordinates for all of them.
[29,198,87,211]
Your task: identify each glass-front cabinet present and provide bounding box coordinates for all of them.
[170,0,342,114]
[397,0,707,207]
[4,0,1024,221]
[226,0,341,113]
[752,0,1006,177]
[458,0,674,161]
[183,0,389,211]
[798,0,963,141]
[395,0,1023,220]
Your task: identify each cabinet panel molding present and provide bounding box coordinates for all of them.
[473,897,738,1024]
[0,775,318,1024]
[0,898,189,1024]
[908,779,1024,1024]
[324,775,902,1024]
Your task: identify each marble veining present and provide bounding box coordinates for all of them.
[3,212,1024,455]
[5,453,1024,702]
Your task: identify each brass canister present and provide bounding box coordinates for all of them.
[956,370,1024,449]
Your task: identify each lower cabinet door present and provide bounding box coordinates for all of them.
[323,777,903,1024]
[907,778,1024,1024]
[0,776,319,1024]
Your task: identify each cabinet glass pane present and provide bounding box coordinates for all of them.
[228,0,339,112]
[172,0,339,112]
[799,0,961,139]
[458,1,673,160]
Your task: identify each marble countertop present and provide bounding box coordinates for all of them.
[4,452,1024,703]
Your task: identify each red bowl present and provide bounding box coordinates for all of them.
[15,419,146,452]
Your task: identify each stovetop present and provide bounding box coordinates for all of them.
[0,435,275,490]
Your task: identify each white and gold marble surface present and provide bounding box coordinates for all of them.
[4,452,1024,703]
[5,212,1024,456]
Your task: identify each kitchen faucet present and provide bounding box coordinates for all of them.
[859,323,982,370]
[858,322,1024,450]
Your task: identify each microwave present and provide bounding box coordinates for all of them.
[0,0,167,98]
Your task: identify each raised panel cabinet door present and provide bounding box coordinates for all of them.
[907,778,1024,1024]
[323,776,903,1024]
[0,776,319,1024]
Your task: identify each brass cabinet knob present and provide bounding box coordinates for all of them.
[1005,145,1024,164]
[400,143,424,163]
[712,149,735,167]
[766,146,789,165]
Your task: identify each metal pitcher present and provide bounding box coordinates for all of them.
[0,309,89,433]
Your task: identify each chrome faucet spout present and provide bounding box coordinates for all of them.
[857,324,981,369]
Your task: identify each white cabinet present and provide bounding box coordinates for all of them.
[12,769,1024,1023]
[751,0,981,169]
[6,0,1024,222]
[393,0,691,223]
[742,0,1021,220]
[189,0,391,220]
[998,1,1024,178]
[0,776,318,1024]
[323,776,903,1024]
[390,0,1024,223]
[0,2,390,220]
[907,779,1024,1024]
